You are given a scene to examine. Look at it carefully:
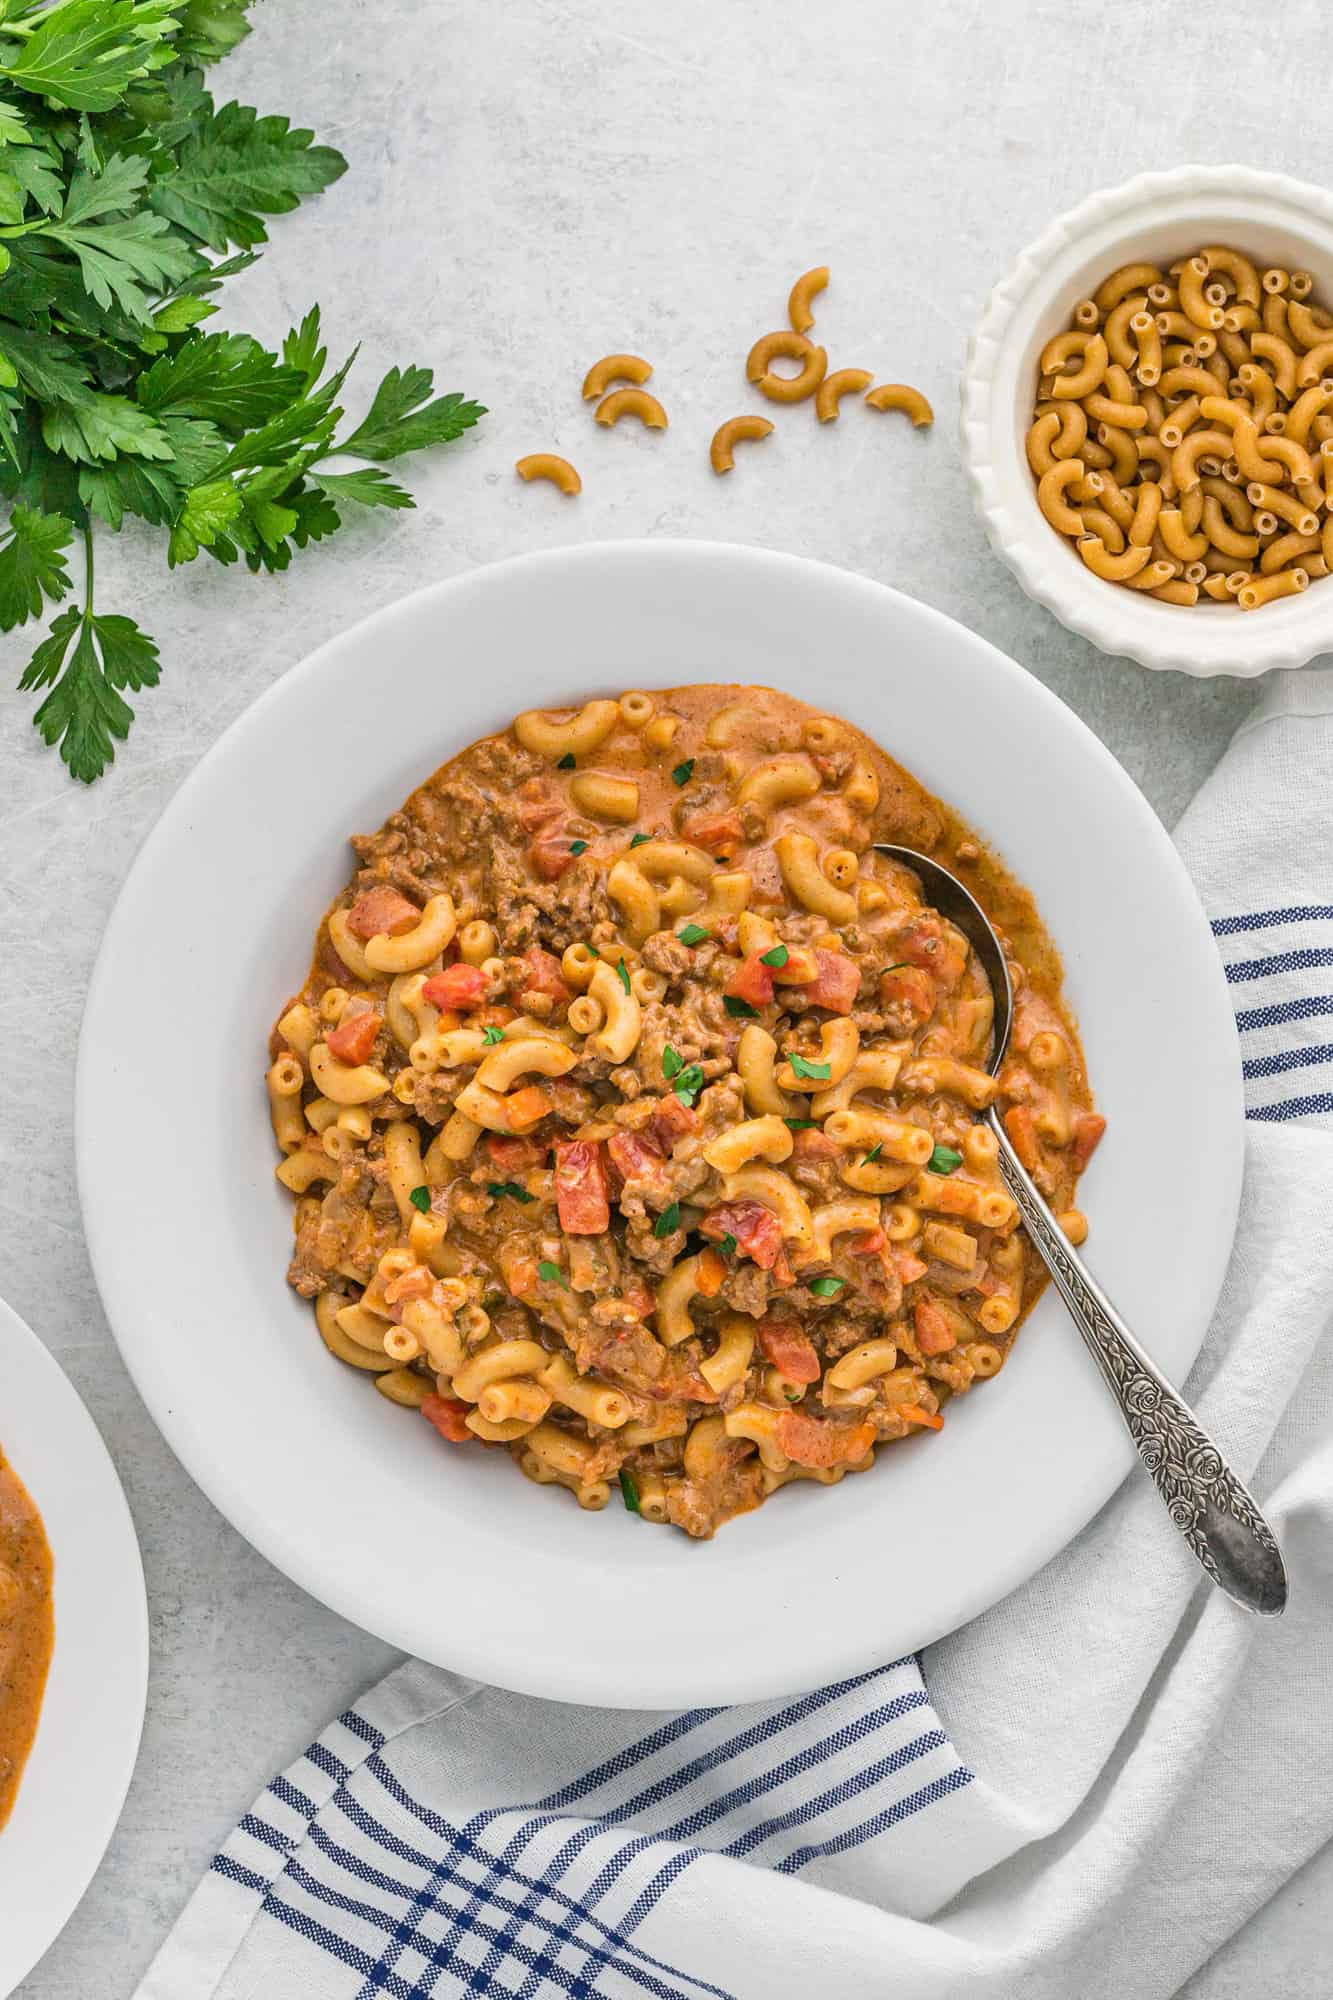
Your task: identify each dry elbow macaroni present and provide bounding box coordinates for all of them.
[1030,244,1333,608]
[269,684,1102,1538]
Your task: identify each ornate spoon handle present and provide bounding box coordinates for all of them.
[988,1111,1287,1616]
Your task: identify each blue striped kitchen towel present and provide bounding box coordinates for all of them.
[138,671,1333,2000]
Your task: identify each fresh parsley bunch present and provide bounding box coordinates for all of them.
[0,0,484,780]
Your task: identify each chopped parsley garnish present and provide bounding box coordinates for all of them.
[723,994,758,1019]
[557,752,576,769]
[486,1180,534,1203]
[759,944,789,968]
[630,832,652,848]
[809,1276,845,1298]
[677,924,710,946]
[661,1046,703,1106]
[785,1117,817,1130]
[862,1142,883,1163]
[537,1259,567,1287]
[408,1185,432,1214]
[616,958,631,995]
[720,1232,738,1256]
[654,1202,681,1238]
[569,839,589,856]
[673,1064,705,1107]
[671,759,694,786]
[928,1145,964,1176]
[481,1024,505,1044]
[618,1468,641,1514]
[883,961,910,973]
[784,1384,804,1401]
[788,1053,831,1080]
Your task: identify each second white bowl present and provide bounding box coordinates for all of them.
[962,165,1333,678]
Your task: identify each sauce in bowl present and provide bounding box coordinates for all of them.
[0,1443,53,1832]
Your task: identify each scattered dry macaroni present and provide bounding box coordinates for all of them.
[1030,246,1333,607]
[515,453,581,496]
[269,686,1103,1537]
[710,414,775,475]
[582,353,653,400]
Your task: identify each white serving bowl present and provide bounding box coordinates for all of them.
[78,543,1243,1707]
[962,165,1333,678]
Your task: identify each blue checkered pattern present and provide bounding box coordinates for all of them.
[199,1656,970,1998]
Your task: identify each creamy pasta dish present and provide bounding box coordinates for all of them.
[268,686,1103,1537]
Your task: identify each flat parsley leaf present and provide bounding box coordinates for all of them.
[340,365,486,461]
[653,1202,680,1239]
[928,1144,963,1176]
[19,604,160,782]
[36,156,197,320]
[0,506,73,630]
[309,465,413,510]
[148,98,347,252]
[537,1259,567,1289]
[788,1053,831,1081]
[136,331,304,433]
[3,2,182,115]
[407,1184,431,1214]
[486,1180,533,1204]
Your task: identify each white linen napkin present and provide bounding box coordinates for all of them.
[137,671,1333,2000]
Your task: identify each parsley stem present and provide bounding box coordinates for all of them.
[82,520,94,622]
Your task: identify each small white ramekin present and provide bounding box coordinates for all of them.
[961,165,1333,678]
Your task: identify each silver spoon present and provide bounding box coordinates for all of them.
[876,843,1287,1616]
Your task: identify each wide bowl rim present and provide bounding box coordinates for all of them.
[961,162,1333,678]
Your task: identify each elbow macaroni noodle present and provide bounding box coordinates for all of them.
[269,684,1103,1537]
[1030,244,1333,610]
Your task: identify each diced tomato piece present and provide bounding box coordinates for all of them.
[894,1250,929,1285]
[423,964,489,1011]
[1003,1103,1041,1172]
[890,912,945,968]
[530,833,577,881]
[1071,1112,1106,1172]
[680,808,744,854]
[701,1199,784,1270]
[606,1129,667,1192]
[896,1404,944,1431]
[651,1093,698,1150]
[553,1140,610,1234]
[771,1246,796,1288]
[726,951,776,1008]
[791,1127,841,1162]
[346,886,420,940]
[914,1295,957,1356]
[521,947,572,1007]
[756,1317,820,1383]
[502,1085,551,1133]
[485,1134,546,1171]
[421,1394,472,1443]
[774,1411,876,1468]
[848,1227,886,1256]
[516,785,562,832]
[326,1009,381,1064]
[471,1004,517,1030]
[878,963,936,1025]
[695,1248,727,1297]
[803,949,861,1015]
